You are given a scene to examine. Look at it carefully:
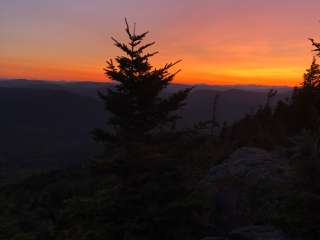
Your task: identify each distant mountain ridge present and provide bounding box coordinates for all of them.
[0,79,292,184]
[0,78,292,129]
[0,78,293,96]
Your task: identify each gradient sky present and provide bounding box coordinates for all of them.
[1,0,320,86]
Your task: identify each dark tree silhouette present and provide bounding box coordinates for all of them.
[93,19,192,147]
[266,89,277,106]
[289,57,320,132]
[303,57,320,88]
[310,38,320,55]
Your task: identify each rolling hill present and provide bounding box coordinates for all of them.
[0,79,291,184]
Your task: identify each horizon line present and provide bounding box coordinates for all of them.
[0,77,294,88]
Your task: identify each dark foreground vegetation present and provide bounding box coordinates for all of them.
[1,21,320,240]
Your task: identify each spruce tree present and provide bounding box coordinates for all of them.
[290,57,320,131]
[303,57,320,88]
[93,19,191,147]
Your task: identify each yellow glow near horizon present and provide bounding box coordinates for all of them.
[1,0,320,86]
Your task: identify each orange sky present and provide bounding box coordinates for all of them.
[1,0,320,86]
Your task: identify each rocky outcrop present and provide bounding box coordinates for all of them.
[201,147,293,230]
[198,146,320,240]
[228,225,288,240]
[201,225,290,240]
[206,147,291,185]
[201,237,226,240]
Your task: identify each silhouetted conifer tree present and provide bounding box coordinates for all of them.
[290,57,320,131]
[303,57,320,88]
[93,19,191,147]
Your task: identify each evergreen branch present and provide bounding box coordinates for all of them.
[132,31,149,41]
[130,40,142,47]
[125,18,132,40]
[163,60,182,71]
[172,69,182,77]
[105,59,116,71]
[137,42,156,53]
[141,52,159,61]
[310,38,320,55]
[112,37,135,57]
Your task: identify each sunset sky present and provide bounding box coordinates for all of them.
[1,0,320,86]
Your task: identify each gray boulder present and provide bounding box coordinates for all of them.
[201,226,291,240]
[229,225,288,240]
[201,238,226,240]
[207,147,291,184]
[201,147,294,230]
